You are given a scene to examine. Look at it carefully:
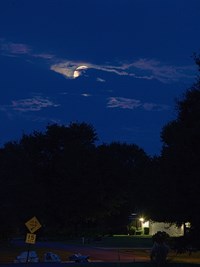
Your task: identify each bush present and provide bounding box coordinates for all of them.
[135,230,142,235]
[129,226,136,235]
[152,231,169,243]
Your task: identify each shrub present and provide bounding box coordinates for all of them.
[152,231,169,243]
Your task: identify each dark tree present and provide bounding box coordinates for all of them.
[95,142,150,234]
[158,55,200,237]
[0,121,151,239]
[0,122,98,238]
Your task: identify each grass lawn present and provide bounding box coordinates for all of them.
[91,235,153,248]
[64,234,154,248]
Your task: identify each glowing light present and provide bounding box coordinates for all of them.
[73,65,88,78]
[73,70,80,78]
[185,222,191,228]
[142,221,149,228]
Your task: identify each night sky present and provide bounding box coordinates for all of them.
[0,0,200,156]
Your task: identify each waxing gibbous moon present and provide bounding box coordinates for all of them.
[73,65,88,78]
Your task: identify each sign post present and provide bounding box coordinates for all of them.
[25,216,42,263]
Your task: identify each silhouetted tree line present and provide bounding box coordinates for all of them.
[0,55,200,242]
[0,122,150,239]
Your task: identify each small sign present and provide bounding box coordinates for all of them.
[25,216,42,233]
[25,233,36,244]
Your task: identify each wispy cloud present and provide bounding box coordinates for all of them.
[33,53,55,59]
[0,38,194,84]
[0,96,60,125]
[107,97,170,111]
[50,59,194,83]
[0,39,54,59]
[81,93,91,97]
[107,97,141,109]
[11,96,59,112]
[122,59,194,83]
[0,39,31,55]
[20,114,61,124]
[50,60,154,81]
[97,77,106,82]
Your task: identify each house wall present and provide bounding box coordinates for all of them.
[149,220,184,236]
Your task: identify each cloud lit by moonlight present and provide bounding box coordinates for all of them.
[50,59,194,83]
[50,62,89,79]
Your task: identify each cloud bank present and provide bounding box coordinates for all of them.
[107,97,170,111]
[50,58,194,84]
[0,96,59,114]
[0,39,54,59]
[11,96,59,112]
[0,38,195,84]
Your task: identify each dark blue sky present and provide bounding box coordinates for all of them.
[0,0,200,155]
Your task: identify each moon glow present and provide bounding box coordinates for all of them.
[73,65,88,78]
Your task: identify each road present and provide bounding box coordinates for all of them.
[12,240,150,263]
[38,241,150,262]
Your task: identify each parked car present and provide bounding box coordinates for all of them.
[69,253,89,262]
[44,252,61,262]
[14,251,39,263]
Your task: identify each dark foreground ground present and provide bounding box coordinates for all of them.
[1,238,200,266]
[0,262,200,267]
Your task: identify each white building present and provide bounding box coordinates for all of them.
[147,220,184,236]
[129,214,185,237]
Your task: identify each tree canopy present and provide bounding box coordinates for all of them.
[156,55,200,232]
[0,122,150,239]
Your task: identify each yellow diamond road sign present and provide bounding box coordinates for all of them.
[25,216,42,233]
[25,233,36,244]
